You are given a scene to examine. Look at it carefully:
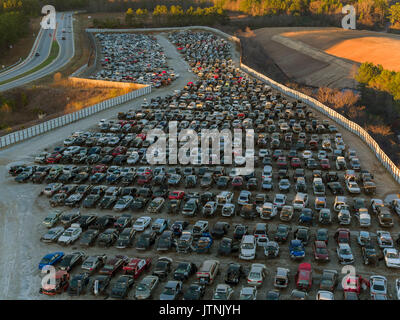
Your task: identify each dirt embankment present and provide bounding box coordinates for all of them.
[0,77,138,136]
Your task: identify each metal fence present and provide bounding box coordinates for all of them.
[0,85,151,149]
[241,64,400,184]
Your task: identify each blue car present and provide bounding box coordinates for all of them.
[289,240,305,260]
[39,251,64,270]
[299,208,314,225]
[193,232,213,253]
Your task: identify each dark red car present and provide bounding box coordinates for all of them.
[137,173,152,185]
[92,164,108,174]
[123,258,152,279]
[313,241,330,261]
[112,146,127,157]
[291,157,301,168]
[277,156,288,169]
[232,176,244,188]
[334,228,350,245]
[320,159,331,170]
[99,255,128,276]
[295,263,312,291]
[46,153,62,164]
[169,190,185,200]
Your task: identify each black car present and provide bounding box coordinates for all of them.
[90,215,115,231]
[167,199,182,214]
[79,229,99,246]
[183,283,205,300]
[152,186,168,199]
[171,221,189,237]
[89,275,111,295]
[173,262,197,281]
[97,228,119,247]
[78,215,97,230]
[274,224,291,243]
[210,222,229,239]
[362,242,378,265]
[89,173,106,184]
[68,273,91,296]
[157,230,175,251]
[216,176,230,189]
[115,227,135,249]
[131,197,149,210]
[135,230,157,250]
[225,263,246,285]
[8,165,26,176]
[32,167,50,183]
[233,224,248,240]
[98,196,118,209]
[218,237,239,256]
[152,257,173,280]
[121,173,136,186]
[327,182,345,195]
[73,171,90,184]
[59,251,85,272]
[82,194,101,208]
[110,275,134,299]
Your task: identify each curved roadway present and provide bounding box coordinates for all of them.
[0,12,75,92]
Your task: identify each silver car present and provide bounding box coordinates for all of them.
[135,275,159,300]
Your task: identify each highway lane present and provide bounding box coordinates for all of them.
[0,12,75,92]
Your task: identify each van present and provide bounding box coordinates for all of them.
[239,235,257,260]
[293,193,308,211]
[196,260,220,285]
[334,196,347,212]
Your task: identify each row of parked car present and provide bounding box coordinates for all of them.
[91,33,178,87]
[38,249,397,300]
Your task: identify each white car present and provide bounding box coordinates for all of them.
[302,150,313,160]
[377,230,394,248]
[34,152,50,163]
[259,149,269,158]
[370,275,387,300]
[316,290,334,300]
[259,202,277,220]
[57,223,82,245]
[239,286,257,300]
[391,199,400,215]
[120,167,136,177]
[237,190,251,205]
[133,216,152,231]
[213,284,234,300]
[247,263,267,286]
[336,243,354,264]
[345,179,361,194]
[262,165,273,179]
[317,150,327,160]
[239,235,257,260]
[202,201,217,216]
[356,208,371,227]
[273,194,287,209]
[384,248,400,268]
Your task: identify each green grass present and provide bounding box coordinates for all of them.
[0,41,60,86]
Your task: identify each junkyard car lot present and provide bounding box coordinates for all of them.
[90,33,177,88]
[4,31,400,301]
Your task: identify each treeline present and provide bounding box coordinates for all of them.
[214,0,399,29]
[124,5,229,27]
[356,62,400,101]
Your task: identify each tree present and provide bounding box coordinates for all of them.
[389,2,400,25]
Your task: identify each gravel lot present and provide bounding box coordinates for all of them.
[0,31,400,301]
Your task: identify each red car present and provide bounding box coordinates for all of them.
[92,164,108,174]
[313,241,330,261]
[232,176,244,188]
[277,156,288,168]
[169,190,185,200]
[320,158,331,170]
[123,258,152,279]
[136,133,146,141]
[99,255,128,276]
[39,270,70,295]
[334,228,350,245]
[112,146,127,157]
[46,153,62,164]
[343,275,363,294]
[137,173,152,185]
[291,157,301,168]
[295,263,312,291]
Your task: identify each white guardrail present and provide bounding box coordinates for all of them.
[0,85,151,149]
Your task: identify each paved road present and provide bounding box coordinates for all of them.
[0,12,75,92]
